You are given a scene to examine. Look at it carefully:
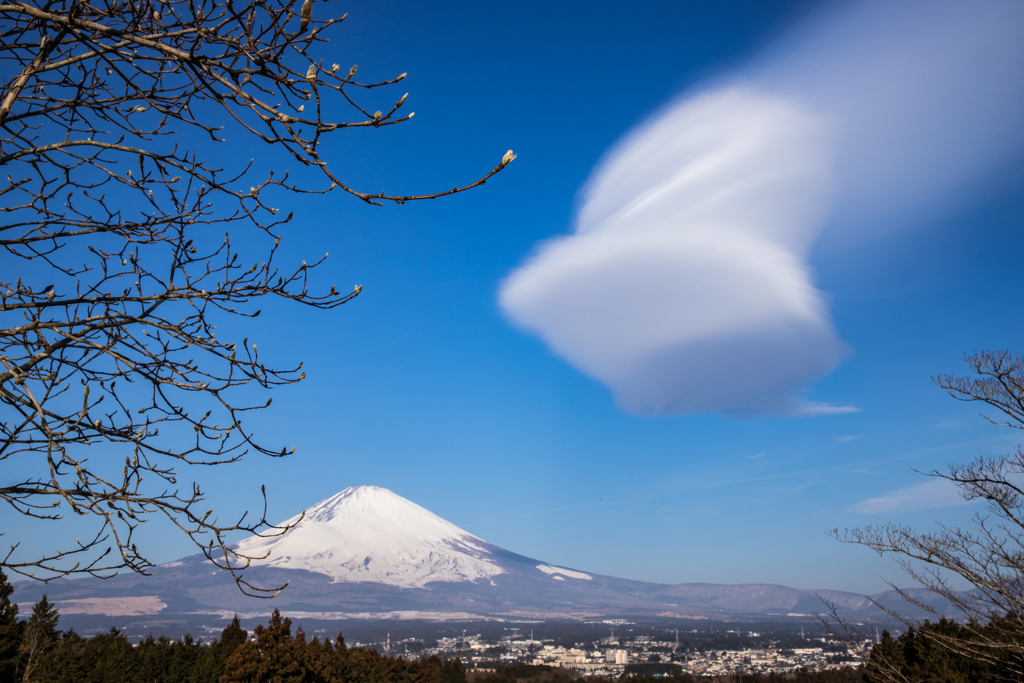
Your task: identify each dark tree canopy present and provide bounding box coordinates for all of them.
[0,569,20,680]
[0,0,513,594]
[0,581,474,683]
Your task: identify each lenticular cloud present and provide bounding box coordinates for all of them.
[500,0,1024,416]
[502,89,845,415]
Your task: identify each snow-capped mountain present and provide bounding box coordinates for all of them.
[231,486,503,587]
[14,486,949,629]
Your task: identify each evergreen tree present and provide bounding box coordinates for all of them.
[0,569,21,683]
[221,640,260,683]
[222,609,308,683]
[347,644,388,683]
[84,627,139,683]
[24,596,58,643]
[331,632,351,683]
[13,606,497,683]
[33,629,87,683]
[137,634,170,683]
[20,595,59,683]
[864,629,905,683]
[165,633,205,683]
[219,616,248,663]
[866,619,1001,683]
[439,657,466,683]
[192,640,227,683]
[305,636,338,683]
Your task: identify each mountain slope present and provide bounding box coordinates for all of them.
[228,486,503,587]
[13,486,946,623]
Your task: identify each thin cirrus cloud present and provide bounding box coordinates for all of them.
[499,0,1024,416]
[850,479,968,515]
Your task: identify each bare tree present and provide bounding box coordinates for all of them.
[824,351,1024,680]
[0,0,514,595]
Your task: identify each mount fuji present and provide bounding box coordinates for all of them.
[14,486,943,624]
[229,486,507,588]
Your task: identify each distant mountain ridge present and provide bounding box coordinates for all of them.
[14,486,951,624]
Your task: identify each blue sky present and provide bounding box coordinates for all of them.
[11,0,1024,595]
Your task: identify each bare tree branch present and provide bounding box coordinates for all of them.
[0,0,513,596]
[826,351,1024,677]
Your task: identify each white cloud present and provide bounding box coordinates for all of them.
[850,479,968,515]
[501,89,848,415]
[500,0,1024,415]
[792,403,861,417]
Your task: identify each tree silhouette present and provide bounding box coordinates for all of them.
[19,594,60,683]
[827,351,1024,680]
[0,569,20,680]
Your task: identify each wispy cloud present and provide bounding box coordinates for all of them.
[834,435,859,444]
[487,466,838,522]
[849,478,968,515]
[794,403,862,417]
[500,0,1024,416]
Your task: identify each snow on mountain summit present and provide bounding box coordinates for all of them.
[233,486,504,587]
